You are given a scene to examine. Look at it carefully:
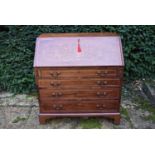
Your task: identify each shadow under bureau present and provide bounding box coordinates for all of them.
[34,33,124,124]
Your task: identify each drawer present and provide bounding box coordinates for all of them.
[38,79,121,89]
[40,99,119,113]
[39,88,120,99]
[37,67,122,79]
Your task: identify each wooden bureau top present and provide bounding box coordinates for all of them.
[34,33,124,67]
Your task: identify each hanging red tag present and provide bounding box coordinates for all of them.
[77,39,82,53]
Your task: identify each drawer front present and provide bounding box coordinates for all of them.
[40,99,119,113]
[37,67,122,79]
[39,88,120,99]
[38,79,121,89]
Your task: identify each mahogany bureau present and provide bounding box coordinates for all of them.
[34,33,124,124]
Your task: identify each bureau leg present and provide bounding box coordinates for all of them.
[114,115,120,125]
[39,115,47,124]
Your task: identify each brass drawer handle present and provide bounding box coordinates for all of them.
[50,72,61,78]
[96,104,106,109]
[102,104,106,108]
[52,104,63,110]
[96,104,100,108]
[96,70,108,77]
[59,104,63,109]
[103,81,108,84]
[51,92,63,97]
[103,92,107,96]
[52,104,57,108]
[97,81,101,85]
[96,92,100,96]
[97,81,108,86]
[58,92,63,96]
[96,92,107,97]
[50,82,61,87]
